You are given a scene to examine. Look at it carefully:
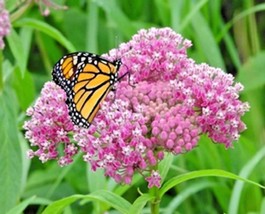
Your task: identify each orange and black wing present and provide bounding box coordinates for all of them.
[52,52,122,128]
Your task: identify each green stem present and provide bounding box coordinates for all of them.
[10,0,34,22]
[150,186,160,214]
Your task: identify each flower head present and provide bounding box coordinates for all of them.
[74,98,152,184]
[24,82,75,165]
[105,27,249,149]
[104,27,192,83]
[24,27,249,188]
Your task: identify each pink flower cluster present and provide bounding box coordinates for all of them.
[0,0,10,49]
[170,63,249,147]
[24,27,249,188]
[116,80,200,154]
[24,82,76,165]
[106,27,249,149]
[74,98,158,185]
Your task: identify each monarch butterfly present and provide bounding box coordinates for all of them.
[52,52,124,128]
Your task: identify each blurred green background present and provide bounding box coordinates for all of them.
[1,0,265,213]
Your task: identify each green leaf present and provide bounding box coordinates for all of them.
[95,0,137,38]
[42,190,132,214]
[86,166,107,213]
[0,88,22,213]
[158,153,173,182]
[236,52,265,91]
[86,1,99,52]
[2,59,14,83]
[154,0,170,26]
[24,155,81,199]
[191,12,225,70]
[6,196,36,214]
[19,133,31,198]
[159,169,265,198]
[87,167,106,192]
[228,146,265,214]
[11,68,36,111]
[169,0,183,32]
[5,0,18,11]
[179,0,209,31]
[129,194,154,214]
[6,29,27,76]
[113,174,143,196]
[62,8,87,51]
[20,27,33,68]
[42,194,82,214]
[163,181,215,212]
[217,3,265,43]
[14,18,76,52]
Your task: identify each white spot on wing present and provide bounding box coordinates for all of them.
[73,56,78,65]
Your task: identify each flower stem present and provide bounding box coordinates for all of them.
[10,0,34,22]
[150,186,160,214]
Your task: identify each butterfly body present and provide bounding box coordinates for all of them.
[52,52,122,128]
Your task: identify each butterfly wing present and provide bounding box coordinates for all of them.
[52,52,121,128]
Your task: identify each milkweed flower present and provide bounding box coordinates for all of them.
[23,82,76,165]
[24,27,249,188]
[106,27,249,149]
[0,0,11,49]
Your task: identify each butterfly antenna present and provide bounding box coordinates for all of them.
[118,63,134,87]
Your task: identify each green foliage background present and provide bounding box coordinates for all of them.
[1,0,265,213]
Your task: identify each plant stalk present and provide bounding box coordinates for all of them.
[150,186,160,214]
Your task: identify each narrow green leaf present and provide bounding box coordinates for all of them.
[2,59,14,82]
[154,0,170,26]
[159,169,265,198]
[169,0,183,32]
[6,29,27,76]
[44,153,82,199]
[158,153,173,182]
[19,133,31,198]
[86,1,99,52]
[42,194,83,214]
[163,181,215,212]
[20,27,33,68]
[222,29,241,70]
[87,166,106,192]
[179,0,209,31]
[62,8,87,51]
[228,146,265,214]
[14,18,76,52]
[95,0,137,38]
[43,190,132,214]
[6,196,36,214]
[86,190,131,213]
[86,166,107,214]
[0,88,22,213]
[129,194,154,214]
[191,12,225,69]
[236,52,265,91]
[12,68,36,111]
[217,3,265,42]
